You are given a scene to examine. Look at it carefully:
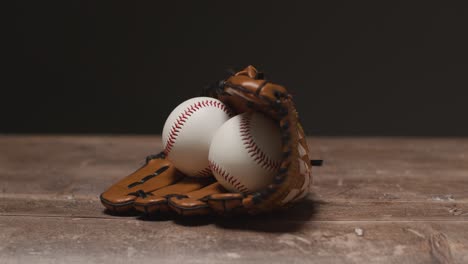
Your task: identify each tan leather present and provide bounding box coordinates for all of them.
[133,177,215,214]
[100,154,182,213]
[168,183,226,216]
[100,65,313,216]
[206,192,246,214]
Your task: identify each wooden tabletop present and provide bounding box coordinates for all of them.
[1,135,467,264]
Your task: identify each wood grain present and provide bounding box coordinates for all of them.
[0,135,467,263]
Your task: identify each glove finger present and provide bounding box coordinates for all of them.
[168,183,225,216]
[224,73,288,108]
[205,192,247,215]
[100,155,181,213]
[133,177,214,214]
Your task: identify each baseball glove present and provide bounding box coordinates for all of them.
[100,65,318,215]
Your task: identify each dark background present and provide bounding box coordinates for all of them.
[5,1,468,136]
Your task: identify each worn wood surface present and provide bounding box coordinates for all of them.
[0,135,467,264]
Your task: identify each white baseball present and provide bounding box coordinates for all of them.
[162,97,232,177]
[208,112,282,193]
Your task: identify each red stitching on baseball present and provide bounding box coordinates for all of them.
[194,167,212,177]
[164,99,233,155]
[209,160,249,193]
[239,114,280,171]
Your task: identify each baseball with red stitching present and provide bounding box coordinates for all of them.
[162,97,232,177]
[208,112,282,193]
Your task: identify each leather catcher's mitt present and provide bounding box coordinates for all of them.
[100,65,315,215]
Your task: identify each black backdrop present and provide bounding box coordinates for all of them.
[5,1,468,135]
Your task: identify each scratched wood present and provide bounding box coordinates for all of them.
[0,135,467,264]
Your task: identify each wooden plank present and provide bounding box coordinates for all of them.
[308,137,468,202]
[1,197,467,221]
[0,216,467,264]
[1,136,467,220]
[0,135,162,197]
[1,135,467,201]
